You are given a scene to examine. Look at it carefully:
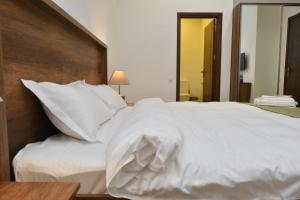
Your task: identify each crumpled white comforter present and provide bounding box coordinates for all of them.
[106,98,300,200]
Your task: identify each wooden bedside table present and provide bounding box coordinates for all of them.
[127,102,134,107]
[0,182,79,200]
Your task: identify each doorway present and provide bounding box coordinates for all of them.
[176,13,222,102]
[284,12,300,106]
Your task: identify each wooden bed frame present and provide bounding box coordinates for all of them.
[0,0,125,199]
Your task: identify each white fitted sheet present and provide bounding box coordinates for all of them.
[13,134,107,194]
[13,107,132,195]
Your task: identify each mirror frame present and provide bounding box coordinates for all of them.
[230,2,300,101]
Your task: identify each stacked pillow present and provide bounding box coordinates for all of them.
[83,82,127,114]
[22,80,127,142]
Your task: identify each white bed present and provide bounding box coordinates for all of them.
[13,107,132,194]
[14,100,300,200]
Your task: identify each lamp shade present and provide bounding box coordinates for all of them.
[108,70,129,85]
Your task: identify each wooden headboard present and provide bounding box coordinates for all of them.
[0,0,107,180]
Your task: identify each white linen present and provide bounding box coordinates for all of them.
[84,83,127,113]
[96,106,133,144]
[106,98,183,198]
[13,134,106,194]
[254,95,298,107]
[13,107,132,194]
[106,100,300,200]
[22,80,113,141]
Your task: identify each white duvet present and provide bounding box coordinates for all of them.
[106,99,300,200]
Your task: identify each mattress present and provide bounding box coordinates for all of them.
[13,134,106,194]
[13,107,132,194]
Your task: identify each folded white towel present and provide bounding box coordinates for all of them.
[257,98,295,103]
[262,95,292,99]
[254,96,298,107]
[260,95,294,102]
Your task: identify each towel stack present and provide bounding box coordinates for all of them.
[254,95,298,107]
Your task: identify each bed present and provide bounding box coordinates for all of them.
[2,1,300,200]
[12,99,300,200]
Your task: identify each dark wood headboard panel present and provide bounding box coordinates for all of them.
[0,0,107,179]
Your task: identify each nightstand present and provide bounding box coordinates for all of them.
[127,102,134,107]
[0,182,79,200]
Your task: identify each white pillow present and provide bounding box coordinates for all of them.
[84,83,127,113]
[21,80,113,142]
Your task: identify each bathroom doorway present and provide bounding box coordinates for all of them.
[176,13,222,102]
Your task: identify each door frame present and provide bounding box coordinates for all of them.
[176,12,223,102]
[284,12,300,94]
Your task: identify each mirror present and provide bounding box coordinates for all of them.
[238,5,300,103]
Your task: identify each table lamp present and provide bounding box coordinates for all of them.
[108,70,129,95]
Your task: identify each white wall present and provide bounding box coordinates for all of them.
[52,0,118,78]
[109,0,233,102]
[53,0,116,46]
[240,5,257,101]
[253,6,282,99]
[279,6,300,95]
[52,0,233,102]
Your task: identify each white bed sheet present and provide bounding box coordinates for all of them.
[13,107,132,194]
[106,101,300,200]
